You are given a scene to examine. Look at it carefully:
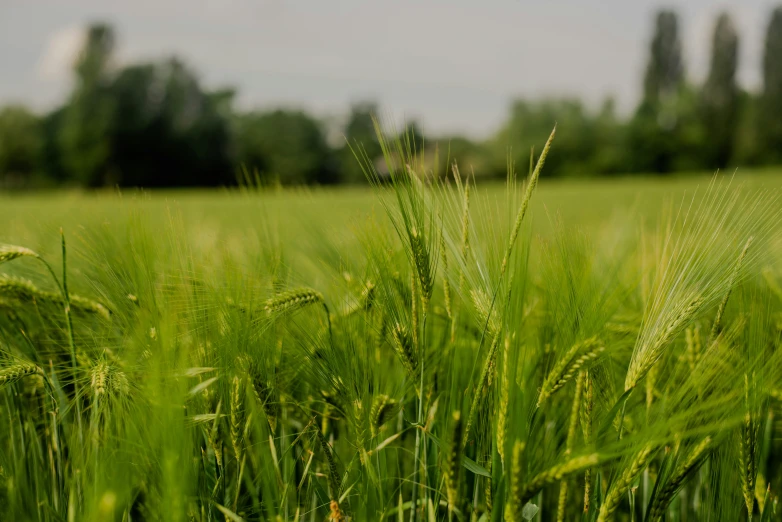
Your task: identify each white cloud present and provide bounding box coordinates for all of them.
[36,26,85,82]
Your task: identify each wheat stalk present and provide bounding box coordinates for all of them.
[556,372,585,522]
[537,337,603,407]
[111,368,129,396]
[409,226,433,304]
[0,244,39,265]
[440,232,453,320]
[625,296,703,391]
[208,399,224,469]
[316,427,341,499]
[471,288,501,338]
[581,371,594,513]
[647,436,712,522]
[230,375,245,463]
[360,281,376,311]
[463,333,501,447]
[709,237,753,343]
[0,275,110,319]
[497,335,511,468]
[456,181,471,301]
[684,324,702,373]
[391,323,418,377]
[645,360,660,416]
[444,411,462,514]
[738,373,759,518]
[265,287,324,315]
[410,271,421,352]
[91,362,109,397]
[249,372,279,433]
[369,394,397,437]
[504,440,526,522]
[597,444,654,522]
[0,363,44,387]
[500,125,556,276]
[519,453,600,506]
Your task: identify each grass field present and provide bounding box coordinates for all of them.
[1,141,782,522]
[2,166,781,257]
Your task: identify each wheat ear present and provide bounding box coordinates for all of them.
[0,363,44,387]
[369,394,397,437]
[597,444,654,522]
[440,230,452,320]
[230,376,245,463]
[504,440,526,522]
[315,427,341,499]
[463,333,501,447]
[500,125,556,276]
[710,237,753,343]
[538,337,603,407]
[556,372,585,522]
[581,371,594,513]
[519,453,599,506]
[625,296,703,391]
[265,288,323,314]
[391,323,418,377]
[248,370,279,433]
[0,244,39,265]
[738,374,759,518]
[444,411,463,514]
[647,437,712,522]
[0,275,110,318]
[497,335,511,468]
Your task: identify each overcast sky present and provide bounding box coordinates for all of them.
[0,0,778,137]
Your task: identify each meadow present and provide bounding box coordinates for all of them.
[1,131,782,522]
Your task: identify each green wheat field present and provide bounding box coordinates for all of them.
[2,131,782,521]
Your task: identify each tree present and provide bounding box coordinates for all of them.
[629,10,688,173]
[0,106,43,186]
[434,135,491,179]
[41,107,69,183]
[701,13,740,169]
[236,110,335,185]
[110,59,234,187]
[339,101,381,184]
[58,23,117,186]
[643,10,684,106]
[760,7,782,162]
[491,99,597,177]
[590,98,627,175]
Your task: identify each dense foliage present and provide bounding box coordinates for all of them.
[3,7,782,188]
[1,129,782,521]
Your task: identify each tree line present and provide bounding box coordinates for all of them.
[1,8,782,188]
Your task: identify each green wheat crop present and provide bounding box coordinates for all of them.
[0,126,781,522]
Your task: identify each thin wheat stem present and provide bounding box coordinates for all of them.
[499,125,556,277]
[709,237,753,344]
[60,230,83,441]
[557,373,584,522]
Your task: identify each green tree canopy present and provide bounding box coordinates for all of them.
[0,106,43,186]
[628,9,692,174]
[58,23,117,187]
[110,59,234,187]
[339,101,381,184]
[760,7,782,162]
[701,12,740,169]
[643,10,684,105]
[236,110,335,185]
[492,99,598,177]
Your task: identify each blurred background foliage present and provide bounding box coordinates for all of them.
[3,8,782,188]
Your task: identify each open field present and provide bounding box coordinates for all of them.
[1,155,782,521]
[3,167,782,256]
